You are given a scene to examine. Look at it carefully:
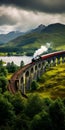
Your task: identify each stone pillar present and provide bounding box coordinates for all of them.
[25,70,30,91]
[53,58,56,66]
[47,59,51,68]
[40,62,44,75]
[33,65,36,79]
[43,61,47,72]
[34,64,38,80]
[62,56,65,63]
[40,61,44,73]
[57,57,60,64]
[37,62,42,78]
[22,73,26,94]
[29,66,35,89]
[37,70,40,78]
[50,59,54,67]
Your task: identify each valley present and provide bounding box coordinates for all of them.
[0,23,65,56]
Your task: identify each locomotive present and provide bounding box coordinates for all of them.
[32,55,42,62]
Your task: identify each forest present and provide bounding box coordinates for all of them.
[0,60,65,130]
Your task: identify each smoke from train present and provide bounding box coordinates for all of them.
[33,43,51,58]
[32,43,51,62]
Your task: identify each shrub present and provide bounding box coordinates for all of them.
[31,80,39,91]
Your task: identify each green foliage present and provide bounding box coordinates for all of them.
[12,93,26,115]
[0,91,65,130]
[31,80,39,91]
[20,60,24,68]
[42,98,53,112]
[0,60,8,76]
[0,76,8,93]
[0,94,15,127]
[0,66,8,76]
[13,114,29,130]
[3,91,14,102]
[25,94,43,118]
[7,52,12,56]
[49,98,65,130]
[0,60,3,66]
[6,61,18,73]
[31,111,52,130]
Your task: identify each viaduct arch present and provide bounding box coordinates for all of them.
[8,51,65,94]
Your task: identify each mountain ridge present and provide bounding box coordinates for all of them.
[0,23,65,55]
[0,31,25,44]
[42,23,65,33]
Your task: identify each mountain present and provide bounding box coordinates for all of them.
[42,23,65,33]
[0,24,45,44]
[31,24,46,33]
[0,23,65,55]
[0,31,25,44]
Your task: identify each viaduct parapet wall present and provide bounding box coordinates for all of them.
[8,51,65,94]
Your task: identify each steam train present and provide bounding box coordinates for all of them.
[32,50,65,62]
[32,55,42,62]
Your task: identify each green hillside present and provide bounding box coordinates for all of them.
[28,63,65,99]
[0,23,65,55]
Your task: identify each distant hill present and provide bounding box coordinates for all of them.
[0,23,65,55]
[0,31,25,44]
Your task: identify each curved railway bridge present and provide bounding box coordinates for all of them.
[8,51,65,94]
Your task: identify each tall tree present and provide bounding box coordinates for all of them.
[20,60,24,68]
[0,76,8,93]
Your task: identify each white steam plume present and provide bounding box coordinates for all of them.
[46,42,51,48]
[33,43,51,57]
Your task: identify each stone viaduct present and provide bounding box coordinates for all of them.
[8,51,65,95]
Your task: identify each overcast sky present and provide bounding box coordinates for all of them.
[0,0,65,34]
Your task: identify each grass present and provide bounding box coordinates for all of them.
[7,73,13,80]
[0,53,7,56]
[28,63,65,99]
[57,45,65,50]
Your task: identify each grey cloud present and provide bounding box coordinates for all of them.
[0,11,65,34]
[0,2,65,34]
[0,0,65,13]
[0,6,20,26]
[0,15,18,25]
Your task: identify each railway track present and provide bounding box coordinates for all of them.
[8,63,32,94]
